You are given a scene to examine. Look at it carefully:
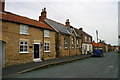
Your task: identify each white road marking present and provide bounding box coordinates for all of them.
[108,66,114,68]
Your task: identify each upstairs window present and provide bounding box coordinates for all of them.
[64,37,68,49]
[20,24,28,34]
[44,30,50,37]
[89,37,91,43]
[71,37,74,48]
[85,36,87,42]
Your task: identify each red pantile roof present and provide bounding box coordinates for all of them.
[92,42,103,47]
[0,11,54,30]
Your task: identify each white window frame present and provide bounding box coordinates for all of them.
[44,30,50,38]
[89,37,91,43]
[44,43,50,52]
[71,37,74,48]
[85,36,87,42]
[64,37,68,49]
[19,41,29,53]
[20,24,28,35]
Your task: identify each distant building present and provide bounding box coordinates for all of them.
[92,42,103,50]
[75,28,93,55]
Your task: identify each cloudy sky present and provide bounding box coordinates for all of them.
[5,0,119,45]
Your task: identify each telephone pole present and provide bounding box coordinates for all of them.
[96,30,98,44]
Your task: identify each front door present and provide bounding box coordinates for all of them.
[0,41,6,67]
[34,43,40,59]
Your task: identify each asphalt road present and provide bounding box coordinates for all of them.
[12,52,118,78]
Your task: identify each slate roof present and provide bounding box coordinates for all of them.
[74,28,92,38]
[45,18,81,38]
[45,18,70,35]
[0,11,54,30]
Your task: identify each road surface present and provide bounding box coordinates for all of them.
[11,52,118,78]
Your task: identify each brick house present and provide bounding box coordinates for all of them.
[75,28,93,54]
[99,41,108,52]
[39,8,82,57]
[0,2,56,67]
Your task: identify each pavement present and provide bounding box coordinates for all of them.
[2,54,91,78]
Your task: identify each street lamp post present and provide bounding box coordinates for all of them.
[96,30,98,49]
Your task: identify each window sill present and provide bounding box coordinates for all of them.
[19,52,29,54]
[20,33,30,35]
[64,47,68,50]
[44,51,50,53]
[44,36,50,38]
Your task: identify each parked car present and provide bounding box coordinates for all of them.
[92,49,104,57]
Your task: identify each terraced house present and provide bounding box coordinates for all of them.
[75,28,93,55]
[1,2,56,67]
[1,1,93,67]
[39,8,82,57]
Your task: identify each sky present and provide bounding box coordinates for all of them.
[5,0,119,45]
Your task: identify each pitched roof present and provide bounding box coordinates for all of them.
[92,42,103,47]
[74,28,92,37]
[0,11,54,30]
[45,18,70,35]
[74,28,82,36]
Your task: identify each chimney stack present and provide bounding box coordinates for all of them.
[65,19,70,27]
[79,28,83,31]
[39,7,47,22]
[0,0,5,12]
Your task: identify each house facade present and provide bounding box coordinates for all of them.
[39,8,82,57]
[1,2,56,67]
[1,1,94,67]
[75,28,93,55]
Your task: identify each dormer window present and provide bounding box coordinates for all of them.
[20,24,28,34]
[44,30,50,37]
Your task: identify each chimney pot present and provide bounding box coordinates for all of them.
[65,19,70,27]
[0,0,5,12]
[44,7,46,11]
[39,7,47,22]
[66,19,69,22]
[79,28,83,31]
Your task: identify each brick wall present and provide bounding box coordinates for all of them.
[2,21,56,66]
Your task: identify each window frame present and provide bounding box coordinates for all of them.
[44,30,50,38]
[76,39,79,48]
[20,24,28,35]
[85,36,87,42]
[89,37,91,43]
[44,42,50,52]
[64,37,68,49]
[71,37,74,48]
[19,41,29,53]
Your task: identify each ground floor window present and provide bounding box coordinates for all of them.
[64,37,68,49]
[20,41,28,53]
[44,43,50,52]
[76,39,79,48]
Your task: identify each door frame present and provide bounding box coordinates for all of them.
[33,43,41,62]
[1,41,6,67]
